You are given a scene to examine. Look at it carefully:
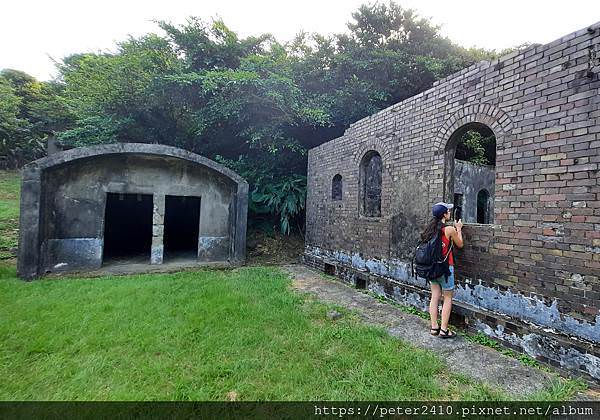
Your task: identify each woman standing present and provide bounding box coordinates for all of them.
[421,202,463,338]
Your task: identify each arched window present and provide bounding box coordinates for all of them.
[359,151,382,217]
[445,122,496,224]
[477,189,490,224]
[332,174,343,201]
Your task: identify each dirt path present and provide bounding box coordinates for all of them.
[283,264,596,400]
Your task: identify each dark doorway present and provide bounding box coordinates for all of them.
[324,262,336,276]
[453,193,463,222]
[103,193,153,263]
[164,195,201,261]
[477,189,490,224]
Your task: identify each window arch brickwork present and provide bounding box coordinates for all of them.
[435,104,513,216]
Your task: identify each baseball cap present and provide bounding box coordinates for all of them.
[432,202,454,219]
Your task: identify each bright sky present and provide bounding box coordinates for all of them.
[2,0,600,81]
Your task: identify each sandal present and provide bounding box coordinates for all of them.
[439,328,456,339]
[430,327,441,336]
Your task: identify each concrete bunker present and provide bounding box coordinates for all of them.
[17,143,248,279]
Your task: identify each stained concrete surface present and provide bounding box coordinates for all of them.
[47,258,231,278]
[18,144,249,279]
[454,159,495,224]
[283,264,599,400]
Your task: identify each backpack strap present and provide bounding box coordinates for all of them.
[438,234,453,263]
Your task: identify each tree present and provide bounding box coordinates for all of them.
[0,70,72,167]
[455,130,496,166]
[0,78,26,167]
[4,1,495,231]
[58,34,186,146]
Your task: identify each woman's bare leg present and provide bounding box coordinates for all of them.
[429,283,442,329]
[440,290,453,330]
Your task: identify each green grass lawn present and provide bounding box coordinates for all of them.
[0,170,580,400]
[0,265,497,401]
[0,171,20,260]
[0,264,582,401]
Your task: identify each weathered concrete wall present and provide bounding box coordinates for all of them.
[454,160,495,223]
[18,143,248,279]
[305,23,600,379]
[304,251,600,380]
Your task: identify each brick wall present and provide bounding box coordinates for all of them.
[306,23,600,340]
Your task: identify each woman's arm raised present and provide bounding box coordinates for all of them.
[446,220,464,248]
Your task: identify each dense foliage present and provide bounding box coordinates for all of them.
[0,69,72,168]
[455,130,497,166]
[0,1,495,233]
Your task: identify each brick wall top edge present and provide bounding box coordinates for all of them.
[342,81,444,136]
[344,43,546,135]
[431,21,597,89]
[308,21,600,154]
[310,134,349,153]
[432,60,491,87]
[540,20,600,49]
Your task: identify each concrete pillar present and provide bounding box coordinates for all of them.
[151,194,165,264]
[233,182,248,264]
[197,190,230,262]
[16,167,43,279]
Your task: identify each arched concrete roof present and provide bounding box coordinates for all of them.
[18,143,249,280]
[25,143,247,186]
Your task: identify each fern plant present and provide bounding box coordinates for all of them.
[215,155,306,235]
[250,174,306,234]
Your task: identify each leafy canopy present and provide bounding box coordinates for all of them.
[1,1,496,232]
